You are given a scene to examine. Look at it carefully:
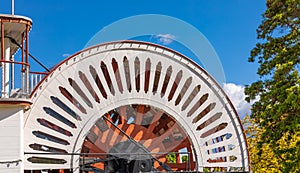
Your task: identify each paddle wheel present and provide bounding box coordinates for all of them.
[80,104,195,172]
[23,41,249,172]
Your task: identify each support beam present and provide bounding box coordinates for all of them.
[1,38,11,98]
[25,25,29,96]
[1,21,4,61]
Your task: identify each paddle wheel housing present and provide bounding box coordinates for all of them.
[24,41,249,172]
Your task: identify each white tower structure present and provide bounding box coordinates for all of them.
[0,14,32,173]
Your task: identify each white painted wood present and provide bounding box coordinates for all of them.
[23,41,249,171]
[0,104,27,173]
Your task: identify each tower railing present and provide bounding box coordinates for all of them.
[0,15,32,98]
[29,71,48,94]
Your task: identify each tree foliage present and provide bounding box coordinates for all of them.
[243,115,300,172]
[181,155,188,163]
[243,115,281,172]
[245,0,300,172]
[166,153,176,163]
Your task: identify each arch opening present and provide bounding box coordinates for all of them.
[80,104,195,172]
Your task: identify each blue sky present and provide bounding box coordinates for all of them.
[1,0,266,116]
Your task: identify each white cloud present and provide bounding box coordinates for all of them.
[155,34,175,45]
[62,53,71,58]
[223,83,252,118]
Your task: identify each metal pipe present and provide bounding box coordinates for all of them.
[1,67,3,98]
[21,33,24,71]
[30,74,33,93]
[30,71,48,75]
[21,33,25,95]
[24,151,190,156]
[187,152,191,171]
[3,38,11,98]
[21,70,24,96]
[34,74,37,90]
[1,21,4,61]
[25,26,29,65]
[11,55,14,90]
[1,21,4,98]
[11,0,14,15]
[25,25,29,97]
[0,60,27,65]
[39,73,42,83]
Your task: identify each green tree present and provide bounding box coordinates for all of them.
[243,115,282,172]
[181,155,188,163]
[245,0,300,172]
[243,114,300,172]
[166,153,176,163]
